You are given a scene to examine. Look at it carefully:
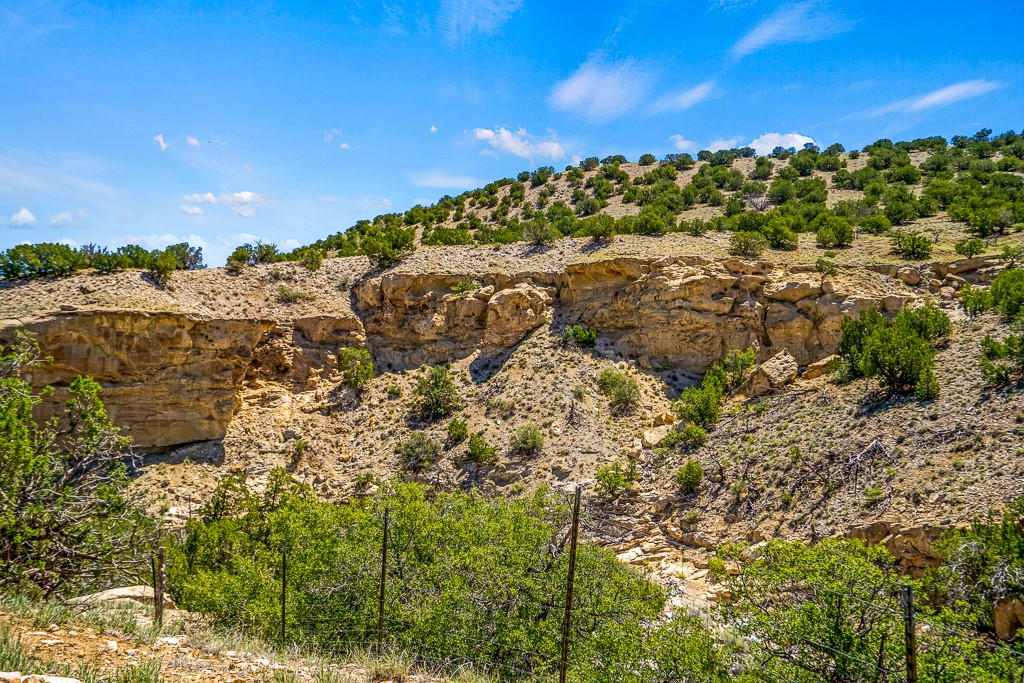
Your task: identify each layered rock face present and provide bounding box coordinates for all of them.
[3,256,921,448]
[4,312,275,448]
[355,256,911,374]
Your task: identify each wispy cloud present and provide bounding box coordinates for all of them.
[126,233,210,251]
[179,204,204,215]
[48,210,83,227]
[439,0,522,44]
[707,136,744,152]
[653,81,715,113]
[0,155,126,214]
[669,135,697,152]
[153,133,168,152]
[407,170,483,190]
[430,125,438,133]
[183,192,217,204]
[731,1,855,59]
[549,56,655,122]
[868,79,1001,117]
[472,127,565,161]
[186,136,200,147]
[749,131,815,155]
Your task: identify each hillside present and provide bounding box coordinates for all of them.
[3,138,1024,559]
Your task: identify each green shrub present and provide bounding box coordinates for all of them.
[721,347,756,390]
[595,461,629,498]
[990,269,1024,320]
[508,423,544,457]
[597,369,641,416]
[729,231,768,257]
[396,432,439,471]
[300,249,324,271]
[890,230,934,259]
[451,277,477,294]
[277,285,316,303]
[815,256,838,281]
[562,324,597,348]
[980,333,1024,385]
[674,385,720,428]
[838,305,949,395]
[659,423,708,452]
[954,238,986,259]
[446,418,468,445]
[815,216,854,248]
[338,348,374,390]
[859,213,892,235]
[674,459,704,493]
[167,475,726,682]
[960,283,994,316]
[147,249,177,286]
[415,365,462,419]
[466,432,497,464]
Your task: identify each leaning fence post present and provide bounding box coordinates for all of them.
[154,547,165,627]
[377,508,390,650]
[559,486,582,683]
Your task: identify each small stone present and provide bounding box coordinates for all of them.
[157,637,180,647]
[59,305,78,312]
[102,641,118,653]
[39,640,63,646]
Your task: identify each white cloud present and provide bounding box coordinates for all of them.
[731,1,855,58]
[549,56,654,122]
[153,134,168,152]
[186,136,200,147]
[244,163,254,174]
[126,233,209,251]
[748,132,815,155]
[57,237,79,248]
[407,170,483,190]
[179,191,268,217]
[439,0,522,44]
[9,206,37,227]
[430,125,438,133]
[472,126,565,161]
[653,81,715,113]
[869,79,1002,117]
[669,135,697,152]
[339,142,353,150]
[324,128,343,143]
[707,136,744,152]
[220,191,268,217]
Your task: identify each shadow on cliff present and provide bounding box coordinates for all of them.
[140,439,226,467]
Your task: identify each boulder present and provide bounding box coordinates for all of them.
[642,425,671,449]
[896,267,921,286]
[740,350,798,398]
[994,598,1024,641]
[803,354,837,380]
[68,585,176,610]
[482,283,552,347]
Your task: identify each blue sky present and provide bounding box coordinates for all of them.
[1,0,1021,265]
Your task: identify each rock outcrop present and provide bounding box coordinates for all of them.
[4,311,276,448]
[2,255,923,449]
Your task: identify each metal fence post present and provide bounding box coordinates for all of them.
[378,508,390,650]
[280,540,288,647]
[154,547,165,627]
[559,486,582,683]
[903,584,918,683]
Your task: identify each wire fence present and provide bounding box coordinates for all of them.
[152,486,1024,683]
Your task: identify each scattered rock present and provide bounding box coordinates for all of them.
[994,598,1024,641]
[802,354,837,380]
[739,350,798,398]
[641,425,671,449]
[69,585,175,610]
[652,412,675,427]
